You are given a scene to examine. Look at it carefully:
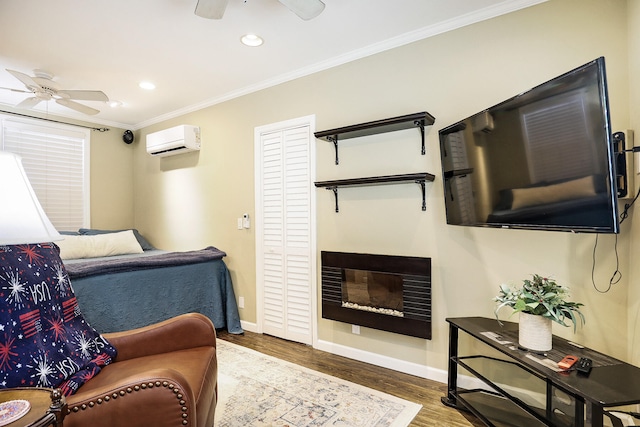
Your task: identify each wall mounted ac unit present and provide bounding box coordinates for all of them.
[146,125,201,157]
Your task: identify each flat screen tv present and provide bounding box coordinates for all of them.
[439,57,619,233]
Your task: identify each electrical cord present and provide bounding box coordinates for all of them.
[590,186,638,293]
[620,186,640,223]
[592,234,621,293]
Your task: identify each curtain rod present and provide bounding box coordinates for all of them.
[0,109,110,132]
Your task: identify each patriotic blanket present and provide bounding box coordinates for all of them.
[0,243,116,396]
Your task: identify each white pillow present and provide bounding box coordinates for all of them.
[57,230,144,260]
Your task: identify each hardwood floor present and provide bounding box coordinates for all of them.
[217,330,484,427]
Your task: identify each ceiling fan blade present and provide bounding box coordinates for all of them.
[195,0,228,19]
[6,69,41,91]
[58,89,108,102]
[278,0,325,20]
[56,98,100,115]
[16,97,42,109]
[0,86,31,94]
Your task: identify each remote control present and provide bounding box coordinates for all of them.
[576,357,592,375]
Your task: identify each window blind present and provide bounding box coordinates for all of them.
[1,118,90,232]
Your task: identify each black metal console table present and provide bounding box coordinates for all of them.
[442,317,640,427]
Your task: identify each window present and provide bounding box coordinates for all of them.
[1,116,90,231]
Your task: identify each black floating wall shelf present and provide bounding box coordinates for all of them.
[314,173,435,212]
[314,111,435,165]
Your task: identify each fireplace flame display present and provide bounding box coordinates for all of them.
[341,269,404,317]
[321,251,431,339]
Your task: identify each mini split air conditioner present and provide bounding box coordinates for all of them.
[146,125,201,157]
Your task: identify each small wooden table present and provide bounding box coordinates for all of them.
[0,388,66,427]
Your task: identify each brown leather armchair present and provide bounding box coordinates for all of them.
[63,313,218,427]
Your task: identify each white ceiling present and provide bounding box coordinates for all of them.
[0,0,545,130]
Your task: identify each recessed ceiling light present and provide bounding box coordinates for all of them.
[108,100,122,108]
[241,34,264,47]
[139,81,156,90]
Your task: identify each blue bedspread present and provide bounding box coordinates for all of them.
[64,249,243,334]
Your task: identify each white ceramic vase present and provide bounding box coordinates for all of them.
[519,312,552,352]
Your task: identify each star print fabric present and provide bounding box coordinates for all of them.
[0,243,116,396]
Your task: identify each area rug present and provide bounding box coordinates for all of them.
[214,340,421,427]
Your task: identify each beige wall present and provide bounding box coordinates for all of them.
[627,0,640,365]
[89,127,135,229]
[116,0,636,372]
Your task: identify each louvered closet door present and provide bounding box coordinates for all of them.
[257,122,314,345]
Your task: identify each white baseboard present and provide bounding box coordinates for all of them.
[231,323,449,383]
[314,338,449,383]
[239,320,259,333]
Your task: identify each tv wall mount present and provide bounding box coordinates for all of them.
[614,130,636,199]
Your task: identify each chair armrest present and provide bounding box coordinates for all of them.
[104,312,216,361]
[66,368,199,427]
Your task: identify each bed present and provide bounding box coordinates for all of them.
[59,228,243,335]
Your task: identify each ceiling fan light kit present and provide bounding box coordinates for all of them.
[2,69,109,116]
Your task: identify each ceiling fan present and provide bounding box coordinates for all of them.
[195,0,325,20]
[1,69,109,116]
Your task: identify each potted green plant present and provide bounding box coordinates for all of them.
[494,274,585,352]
